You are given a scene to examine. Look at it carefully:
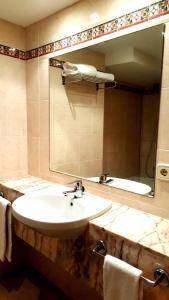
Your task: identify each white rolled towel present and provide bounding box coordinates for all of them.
[62,62,115,84]
[62,62,97,82]
[95,71,114,83]
[62,62,81,82]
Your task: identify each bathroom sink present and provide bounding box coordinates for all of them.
[12,186,112,238]
[88,176,151,195]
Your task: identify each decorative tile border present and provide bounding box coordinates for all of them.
[0,44,25,60]
[0,0,169,61]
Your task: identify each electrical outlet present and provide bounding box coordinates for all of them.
[156,164,169,180]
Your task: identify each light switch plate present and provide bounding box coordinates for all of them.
[156,164,169,180]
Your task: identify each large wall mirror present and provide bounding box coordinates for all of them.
[49,24,164,197]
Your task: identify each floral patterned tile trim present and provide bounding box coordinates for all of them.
[0,0,169,60]
[0,44,25,60]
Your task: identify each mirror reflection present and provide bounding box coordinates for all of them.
[49,24,164,196]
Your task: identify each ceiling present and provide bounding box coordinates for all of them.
[0,0,80,27]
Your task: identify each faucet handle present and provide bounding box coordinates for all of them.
[67,180,85,192]
[64,179,85,198]
[99,173,109,183]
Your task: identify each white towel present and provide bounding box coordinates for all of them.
[103,255,143,300]
[63,62,97,76]
[62,62,97,82]
[62,62,115,84]
[0,196,12,262]
[95,71,114,83]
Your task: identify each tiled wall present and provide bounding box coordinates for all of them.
[24,1,169,219]
[1,0,169,217]
[0,18,25,50]
[24,1,169,217]
[103,89,142,178]
[0,20,27,180]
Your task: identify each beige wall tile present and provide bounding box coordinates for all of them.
[0,19,25,50]
[28,137,40,176]
[80,159,103,177]
[158,111,169,150]
[39,58,49,101]
[0,56,26,101]
[79,134,103,161]
[25,22,39,50]
[161,25,169,88]
[0,100,27,137]
[40,100,49,138]
[27,101,40,137]
[0,53,27,180]
[157,149,169,163]
[161,63,169,89]
[158,88,169,150]
[160,87,169,111]
[1,136,27,176]
[39,137,50,175]
[155,180,169,209]
[54,162,80,176]
[50,135,66,166]
[26,59,40,101]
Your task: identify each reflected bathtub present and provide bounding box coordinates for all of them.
[88,176,152,195]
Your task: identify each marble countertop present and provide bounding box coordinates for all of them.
[1,176,169,258]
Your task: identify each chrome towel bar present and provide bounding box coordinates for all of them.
[92,240,169,288]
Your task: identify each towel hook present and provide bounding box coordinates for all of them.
[92,240,169,288]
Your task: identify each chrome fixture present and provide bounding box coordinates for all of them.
[92,240,169,288]
[99,174,113,184]
[63,180,85,198]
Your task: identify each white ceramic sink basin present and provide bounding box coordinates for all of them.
[88,176,151,195]
[12,186,111,238]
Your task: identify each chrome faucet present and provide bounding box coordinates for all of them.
[99,174,113,184]
[63,180,85,198]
